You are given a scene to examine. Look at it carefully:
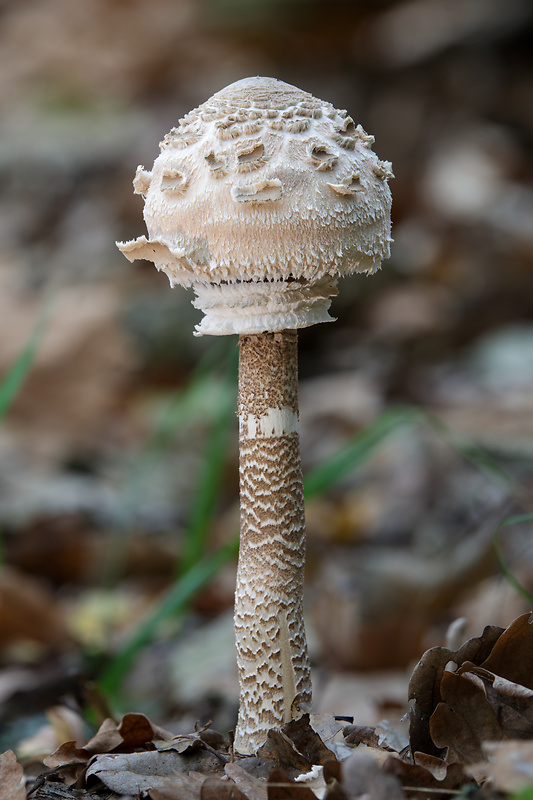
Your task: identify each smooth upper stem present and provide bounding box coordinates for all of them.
[234,330,312,754]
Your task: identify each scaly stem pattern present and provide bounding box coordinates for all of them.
[234,330,312,754]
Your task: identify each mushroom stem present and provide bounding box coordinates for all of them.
[234,330,312,754]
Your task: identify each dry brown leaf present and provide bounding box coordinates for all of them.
[309,714,344,748]
[79,717,123,754]
[199,729,228,750]
[412,751,447,780]
[267,768,318,799]
[468,739,533,792]
[258,731,310,774]
[86,749,217,794]
[408,613,533,766]
[0,750,26,800]
[44,714,151,770]
[201,776,250,799]
[450,621,504,670]
[147,774,202,799]
[322,785,347,800]
[408,645,457,757]
[429,670,502,763]
[43,739,90,770]
[408,621,504,756]
[343,724,380,749]
[225,762,268,800]
[340,752,404,799]
[47,712,169,763]
[257,714,337,775]
[374,720,409,753]
[479,612,533,689]
[323,763,348,799]
[44,714,193,787]
[466,666,533,737]
[156,735,205,754]
[117,711,159,747]
[384,754,467,794]
[283,715,338,766]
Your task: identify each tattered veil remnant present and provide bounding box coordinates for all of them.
[118,76,392,754]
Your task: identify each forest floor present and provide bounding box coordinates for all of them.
[1,0,533,797]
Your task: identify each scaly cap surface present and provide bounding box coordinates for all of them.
[118,77,393,335]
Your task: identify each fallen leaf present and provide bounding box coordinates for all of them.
[43,711,171,786]
[258,730,310,773]
[199,729,228,750]
[201,776,249,799]
[429,670,502,763]
[413,751,447,780]
[374,720,409,753]
[78,716,124,754]
[467,666,533,737]
[156,735,205,754]
[323,760,342,785]
[384,754,468,794]
[225,762,268,800]
[450,623,504,668]
[341,752,404,799]
[45,711,173,766]
[147,774,202,799]
[294,764,327,797]
[235,756,279,781]
[0,750,26,800]
[323,765,350,799]
[480,612,533,690]
[43,740,89,770]
[408,645,457,757]
[322,784,347,800]
[408,621,504,756]
[267,767,318,799]
[283,715,338,766]
[118,711,160,747]
[408,614,533,767]
[87,750,218,793]
[258,714,337,776]
[343,725,380,749]
[468,740,533,792]
[309,714,344,748]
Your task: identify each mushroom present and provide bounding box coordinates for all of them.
[118,76,392,754]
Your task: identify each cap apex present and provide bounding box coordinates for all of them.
[212,76,317,107]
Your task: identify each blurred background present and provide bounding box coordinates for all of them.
[1,0,533,756]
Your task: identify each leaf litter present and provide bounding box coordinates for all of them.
[6,617,533,798]
[1,5,533,799]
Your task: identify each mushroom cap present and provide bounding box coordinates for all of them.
[118,77,393,335]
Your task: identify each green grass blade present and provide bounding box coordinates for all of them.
[303,404,521,501]
[119,371,233,518]
[493,513,533,607]
[512,788,533,800]
[102,346,237,585]
[0,302,50,421]
[178,385,235,576]
[303,406,418,499]
[0,302,50,569]
[120,341,237,514]
[99,349,238,695]
[422,410,517,494]
[98,535,239,699]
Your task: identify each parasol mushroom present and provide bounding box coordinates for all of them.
[118,76,392,754]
